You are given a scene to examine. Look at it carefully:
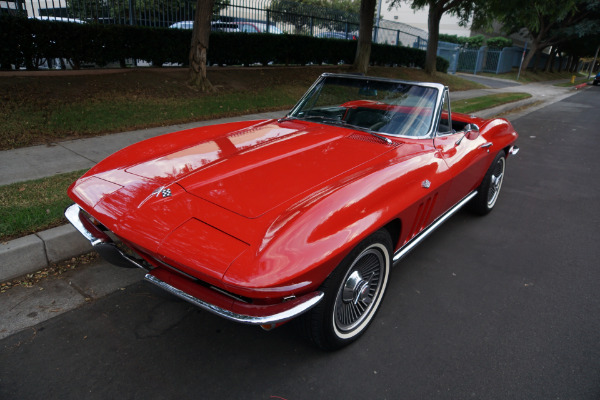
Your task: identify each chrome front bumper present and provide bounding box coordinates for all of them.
[145,273,324,325]
[65,203,323,325]
[65,203,147,269]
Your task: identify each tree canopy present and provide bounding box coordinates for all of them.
[268,0,360,35]
[475,0,600,70]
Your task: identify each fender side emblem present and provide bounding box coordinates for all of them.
[152,186,172,198]
[422,180,431,189]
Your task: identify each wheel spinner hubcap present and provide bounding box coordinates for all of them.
[342,271,372,305]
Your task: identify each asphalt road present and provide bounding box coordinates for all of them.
[457,73,522,89]
[1,87,599,399]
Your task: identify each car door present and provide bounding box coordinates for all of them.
[433,90,492,208]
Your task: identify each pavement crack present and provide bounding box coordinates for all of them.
[55,143,98,164]
[68,280,93,301]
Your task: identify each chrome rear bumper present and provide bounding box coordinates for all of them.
[65,203,323,325]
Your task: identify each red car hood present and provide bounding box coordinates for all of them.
[120,120,397,218]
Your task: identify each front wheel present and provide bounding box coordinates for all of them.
[302,230,392,350]
[469,151,506,215]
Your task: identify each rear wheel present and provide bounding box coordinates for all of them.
[303,230,392,350]
[469,151,506,215]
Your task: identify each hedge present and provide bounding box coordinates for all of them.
[0,15,449,73]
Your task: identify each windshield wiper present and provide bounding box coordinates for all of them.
[363,129,393,145]
[302,115,343,123]
[277,116,298,122]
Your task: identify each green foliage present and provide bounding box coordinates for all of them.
[439,33,510,49]
[439,33,461,44]
[438,33,485,48]
[464,34,485,48]
[0,15,449,72]
[268,0,360,34]
[486,36,512,49]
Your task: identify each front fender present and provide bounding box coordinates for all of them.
[222,146,449,298]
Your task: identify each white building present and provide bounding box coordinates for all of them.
[380,1,471,37]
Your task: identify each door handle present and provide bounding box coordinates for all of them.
[479,143,492,149]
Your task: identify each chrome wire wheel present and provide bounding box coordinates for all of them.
[469,151,507,216]
[486,156,505,208]
[303,230,392,350]
[332,243,389,339]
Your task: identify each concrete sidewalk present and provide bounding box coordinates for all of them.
[0,79,588,284]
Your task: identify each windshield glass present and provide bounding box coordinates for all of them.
[289,76,439,137]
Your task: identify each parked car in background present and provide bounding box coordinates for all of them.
[236,21,283,34]
[594,72,600,86]
[66,73,519,350]
[32,16,87,24]
[315,31,358,40]
[169,20,240,32]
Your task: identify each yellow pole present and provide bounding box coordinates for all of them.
[571,75,576,84]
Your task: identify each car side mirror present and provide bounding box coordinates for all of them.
[464,123,480,140]
[455,123,480,146]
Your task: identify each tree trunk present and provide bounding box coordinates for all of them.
[557,52,563,72]
[521,40,539,74]
[189,0,215,91]
[544,46,553,72]
[565,55,572,72]
[352,0,377,74]
[551,47,559,72]
[572,56,580,73]
[531,50,542,72]
[424,2,443,75]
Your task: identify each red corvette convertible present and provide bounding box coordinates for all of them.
[66,73,519,349]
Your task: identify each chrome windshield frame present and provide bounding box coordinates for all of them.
[287,73,445,140]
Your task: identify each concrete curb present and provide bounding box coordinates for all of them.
[0,224,92,282]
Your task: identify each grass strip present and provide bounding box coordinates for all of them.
[553,78,593,87]
[453,92,532,114]
[0,169,87,241]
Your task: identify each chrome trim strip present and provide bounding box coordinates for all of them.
[144,274,324,325]
[509,146,519,156]
[393,191,477,263]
